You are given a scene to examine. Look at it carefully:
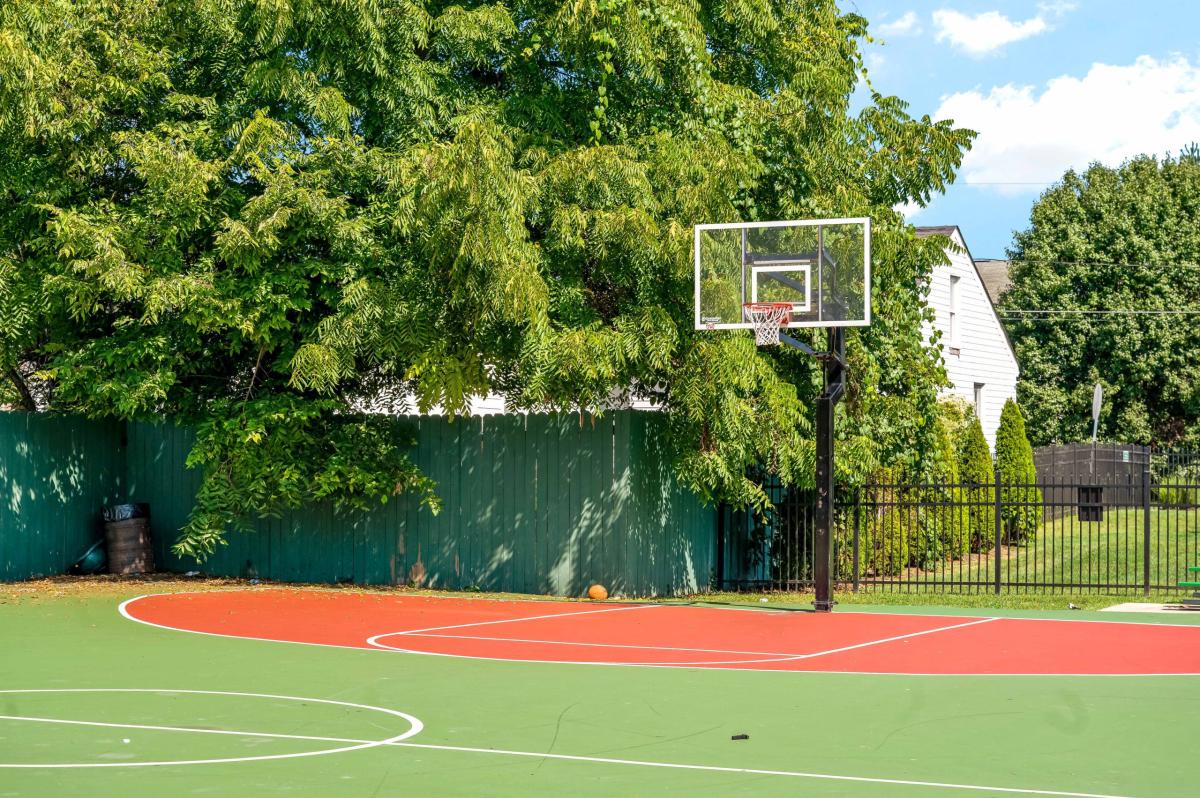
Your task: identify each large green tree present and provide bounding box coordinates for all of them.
[1003,151,1200,446]
[0,0,972,558]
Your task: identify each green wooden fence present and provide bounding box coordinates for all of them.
[0,413,125,580]
[4,411,715,596]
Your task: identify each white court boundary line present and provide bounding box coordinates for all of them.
[390,602,655,635]
[0,689,422,768]
[367,617,1002,667]
[397,632,803,657]
[117,594,1200,676]
[0,702,1139,797]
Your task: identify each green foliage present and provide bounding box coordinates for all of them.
[937,394,974,446]
[958,414,995,552]
[995,399,1042,543]
[1154,461,1200,507]
[855,401,971,577]
[1155,484,1200,508]
[179,398,440,560]
[0,0,972,557]
[1003,151,1200,446]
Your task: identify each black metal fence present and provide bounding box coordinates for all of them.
[718,467,1200,594]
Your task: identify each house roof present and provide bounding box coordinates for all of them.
[913,225,959,239]
[973,259,1012,305]
[913,225,1019,368]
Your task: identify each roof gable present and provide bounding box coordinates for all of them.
[914,225,1018,365]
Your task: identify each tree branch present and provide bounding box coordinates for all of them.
[5,366,36,411]
[244,346,268,402]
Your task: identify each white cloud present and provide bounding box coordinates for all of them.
[935,56,1200,195]
[878,11,921,37]
[894,199,926,220]
[933,9,1049,56]
[1037,1,1078,15]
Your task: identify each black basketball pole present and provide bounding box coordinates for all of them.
[813,327,846,612]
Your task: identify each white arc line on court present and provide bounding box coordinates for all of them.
[0,689,421,769]
[383,602,657,636]
[0,712,1139,797]
[0,715,373,745]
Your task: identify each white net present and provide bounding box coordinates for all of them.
[743,302,792,346]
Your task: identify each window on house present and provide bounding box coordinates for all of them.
[974,382,984,415]
[948,275,961,354]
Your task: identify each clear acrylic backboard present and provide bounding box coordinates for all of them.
[694,218,871,330]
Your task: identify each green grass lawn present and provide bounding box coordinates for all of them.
[884,506,1200,593]
[692,589,1189,613]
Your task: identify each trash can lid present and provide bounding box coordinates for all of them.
[102,503,150,522]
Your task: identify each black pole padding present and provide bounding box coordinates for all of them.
[813,328,845,612]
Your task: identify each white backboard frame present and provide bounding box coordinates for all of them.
[694,217,871,330]
[749,262,812,313]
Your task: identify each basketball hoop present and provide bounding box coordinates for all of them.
[743,302,793,346]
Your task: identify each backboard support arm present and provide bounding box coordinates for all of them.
[779,334,848,371]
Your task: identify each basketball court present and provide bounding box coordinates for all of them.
[5,221,1197,798]
[3,585,1200,797]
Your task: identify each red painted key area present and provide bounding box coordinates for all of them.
[121,590,1200,675]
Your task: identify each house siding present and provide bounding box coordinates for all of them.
[920,229,1020,450]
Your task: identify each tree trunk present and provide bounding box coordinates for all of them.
[5,366,36,411]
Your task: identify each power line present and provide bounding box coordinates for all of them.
[1006,259,1200,269]
[999,309,1200,316]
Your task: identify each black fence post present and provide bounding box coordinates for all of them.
[994,468,1003,595]
[1142,466,1151,596]
[852,492,861,593]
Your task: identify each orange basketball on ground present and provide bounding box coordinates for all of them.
[587,584,609,600]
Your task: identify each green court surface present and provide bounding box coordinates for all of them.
[3,587,1199,797]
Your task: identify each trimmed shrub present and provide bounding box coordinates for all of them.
[925,405,967,559]
[1154,464,1200,507]
[995,399,1042,543]
[860,468,911,577]
[958,414,994,553]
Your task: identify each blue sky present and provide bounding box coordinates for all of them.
[847,0,1200,258]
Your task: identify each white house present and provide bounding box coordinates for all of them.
[916,226,1019,450]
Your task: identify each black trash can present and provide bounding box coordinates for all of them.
[102,503,154,574]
